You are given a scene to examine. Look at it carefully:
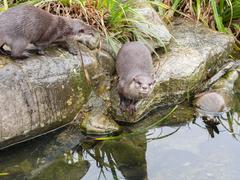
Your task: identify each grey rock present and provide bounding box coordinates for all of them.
[0,45,95,148]
[96,50,116,75]
[133,4,172,48]
[119,0,171,51]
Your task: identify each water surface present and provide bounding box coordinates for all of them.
[1,95,240,180]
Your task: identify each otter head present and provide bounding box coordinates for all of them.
[128,74,155,99]
[65,18,94,36]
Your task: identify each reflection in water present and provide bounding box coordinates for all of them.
[77,127,180,180]
[0,123,180,180]
[79,135,148,180]
[1,95,240,179]
[193,92,240,139]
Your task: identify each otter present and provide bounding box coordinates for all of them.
[194,92,226,112]
[116,41,155,114]
[0,5,93,59]
[194,92,227,138]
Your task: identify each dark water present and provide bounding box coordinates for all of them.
[1,95,240,180]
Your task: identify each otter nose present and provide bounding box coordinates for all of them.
[142,85,148,90]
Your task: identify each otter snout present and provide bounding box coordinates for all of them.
[140,86,150,95]
[142,85,148,90]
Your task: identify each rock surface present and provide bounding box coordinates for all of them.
[0,44,119,148]
[133,4,172,48]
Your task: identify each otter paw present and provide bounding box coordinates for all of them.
[120,102,127,112]
[128,104,136,115]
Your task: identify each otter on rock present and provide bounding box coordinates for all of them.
[0,5,93,59]
[116,41,155,114]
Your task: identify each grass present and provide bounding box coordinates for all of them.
[0,0,239,49]
[159,0,240,47]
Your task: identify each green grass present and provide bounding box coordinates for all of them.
[1,0,239,49]
[151,0,239,48]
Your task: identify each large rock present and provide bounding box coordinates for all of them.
[134,6,172,48]
[132,1,172,49]
[0,44,119,148]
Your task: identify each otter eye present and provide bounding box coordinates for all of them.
[79,29,85,33]
[137,81,142,86]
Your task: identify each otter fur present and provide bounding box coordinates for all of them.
[0,5,93,59]
[194,92,226,112]
[116,41,155,114]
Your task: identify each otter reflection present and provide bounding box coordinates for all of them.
[77,134,148,180]
[193,110,240,139]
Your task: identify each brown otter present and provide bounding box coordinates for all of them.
[116,41,155,114]
[0,5,93,59]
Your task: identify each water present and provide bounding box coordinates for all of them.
[1,96,240,180]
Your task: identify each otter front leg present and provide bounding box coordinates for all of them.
[32,44,49,55]
[65,40,78,55]
[127,100,137,115]
[119,95,137,115]
[119,94,129,112]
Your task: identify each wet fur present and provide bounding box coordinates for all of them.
[0,5,93,58]
[195,92,226,112]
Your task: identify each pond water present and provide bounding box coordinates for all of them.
[1,93,240,180]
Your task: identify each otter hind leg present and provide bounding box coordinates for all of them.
[11,39,30,59]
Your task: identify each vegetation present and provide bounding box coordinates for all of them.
[0,0,239,49]
[160,0,240,47]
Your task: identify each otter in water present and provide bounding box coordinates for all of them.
[194,92,226,112]
[0,5,93,59]
[116,41,155,114]
[194,92,227,138]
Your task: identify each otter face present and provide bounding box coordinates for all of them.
[129,75,155,99]
[71,19,94,36]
